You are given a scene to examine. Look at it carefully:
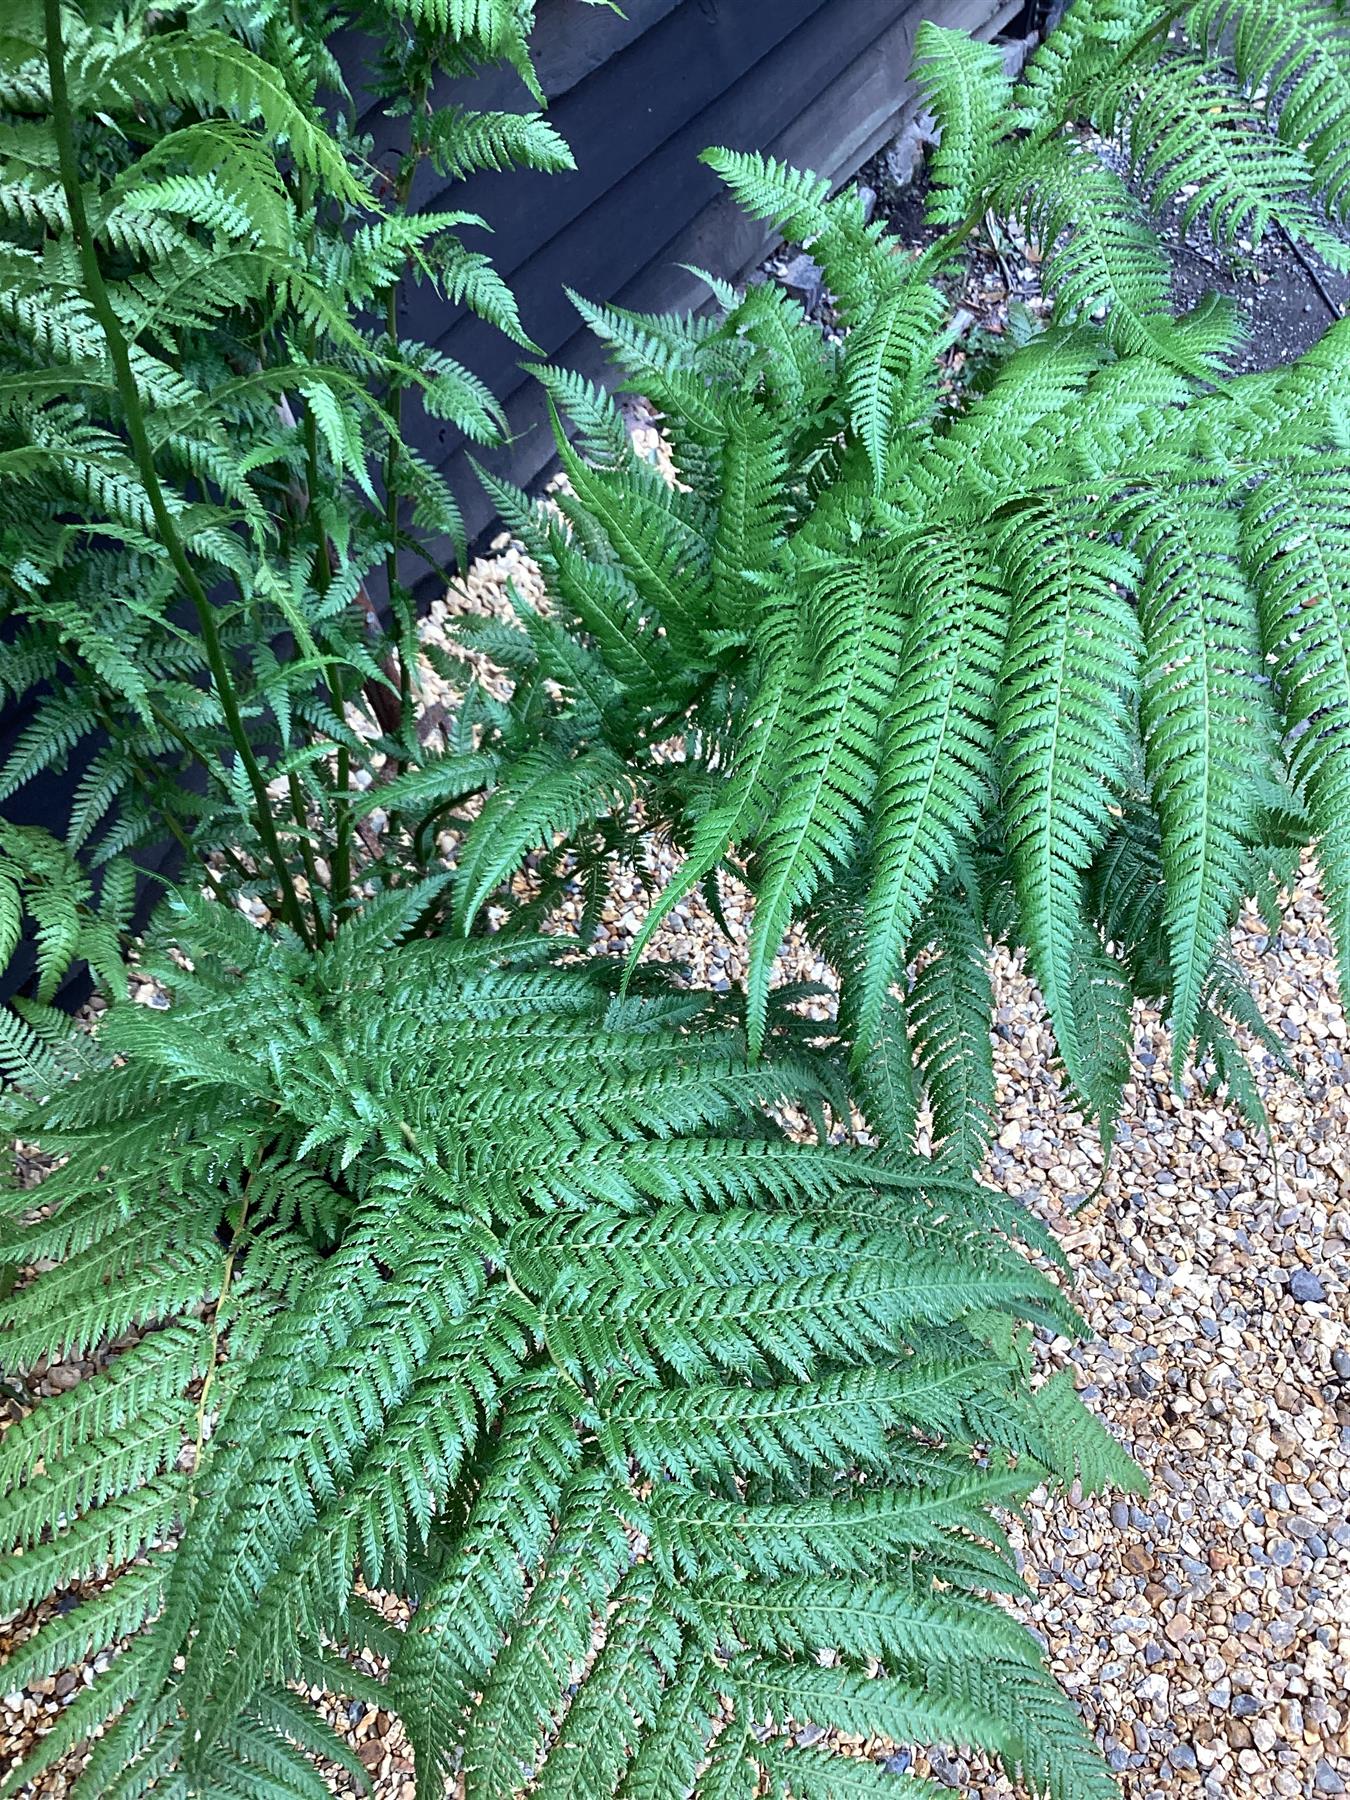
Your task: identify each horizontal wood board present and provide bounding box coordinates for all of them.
[339,0,1012,588]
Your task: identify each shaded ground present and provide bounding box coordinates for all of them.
[860,145,1350,374]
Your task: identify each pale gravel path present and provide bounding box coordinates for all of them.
[3,543,1347,1798]
[296,854,1350,1800]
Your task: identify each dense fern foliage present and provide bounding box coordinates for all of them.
[0,0,571,1007]
[433,0,1350,1152]
[9,0,1350,1790]
[0,893,1140,1797]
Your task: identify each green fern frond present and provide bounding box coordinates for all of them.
[81,31,367,205]
[999,138,1207,374]
[842,263,949,487]
[857,523,1007,1054]
[1118,485,1273,1076]
[912,23,1015,225]
[996,501,1142,1117]
[1190,0,1350,218]
[745,553,904,1055]
[908,892,997,1173]
[1243,465,1350,969]
[1,926,1125,1800]
[454,745,634,929]
[412,105,573,179]
[1100,55,1335,260]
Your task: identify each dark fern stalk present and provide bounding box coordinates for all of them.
[40,0,312,945]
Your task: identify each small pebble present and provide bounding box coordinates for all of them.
[1288,1268,1327,1303]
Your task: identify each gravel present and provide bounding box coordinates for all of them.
[5,229,1350,1800]
[1289,1269,1329,1305]
[3,549,1347,1796]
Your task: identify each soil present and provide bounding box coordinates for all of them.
[860,143,1350,375]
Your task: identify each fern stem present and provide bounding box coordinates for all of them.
[144,700,227,784]
[190,1170,255,1500]
[385,283,412,756]
[93,699,234,911]
[286,770,327,937]
[42,0,312,948]
[301,409,354,928]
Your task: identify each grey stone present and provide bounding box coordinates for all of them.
[1288,1267,1327,1303]
[780,252,824,311]
[1331,1349,1350,1380]
[884,122,927,190]
[1232,1695,1262,1717]
[856,183,877,224]
[1314,1761,1346,1794]
[1000,34,1035,77]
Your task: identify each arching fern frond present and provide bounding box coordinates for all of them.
[1,924,1133,1800]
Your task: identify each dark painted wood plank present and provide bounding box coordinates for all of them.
[406,0,952,416]
[409,0,833,274]
[661,0,1022,287]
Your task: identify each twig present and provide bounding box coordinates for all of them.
[1277,220,1344,324]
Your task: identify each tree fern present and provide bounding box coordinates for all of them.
[9,1,1350,1791]
[0,0,571,973]
[461,12,1350,1132]
[1,917,1137,1799]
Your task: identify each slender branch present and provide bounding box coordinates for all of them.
[44,0,312,947]
[190,1165,256,1498]
[302,407,353,924]
[385,284,412,750]
[1277,219,1344,324]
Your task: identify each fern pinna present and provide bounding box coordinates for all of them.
[424,0,1350,1157]
[0,0,571,1001]
[0,890,1139,1798]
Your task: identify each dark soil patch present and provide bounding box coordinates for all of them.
[858,146,1350,375]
